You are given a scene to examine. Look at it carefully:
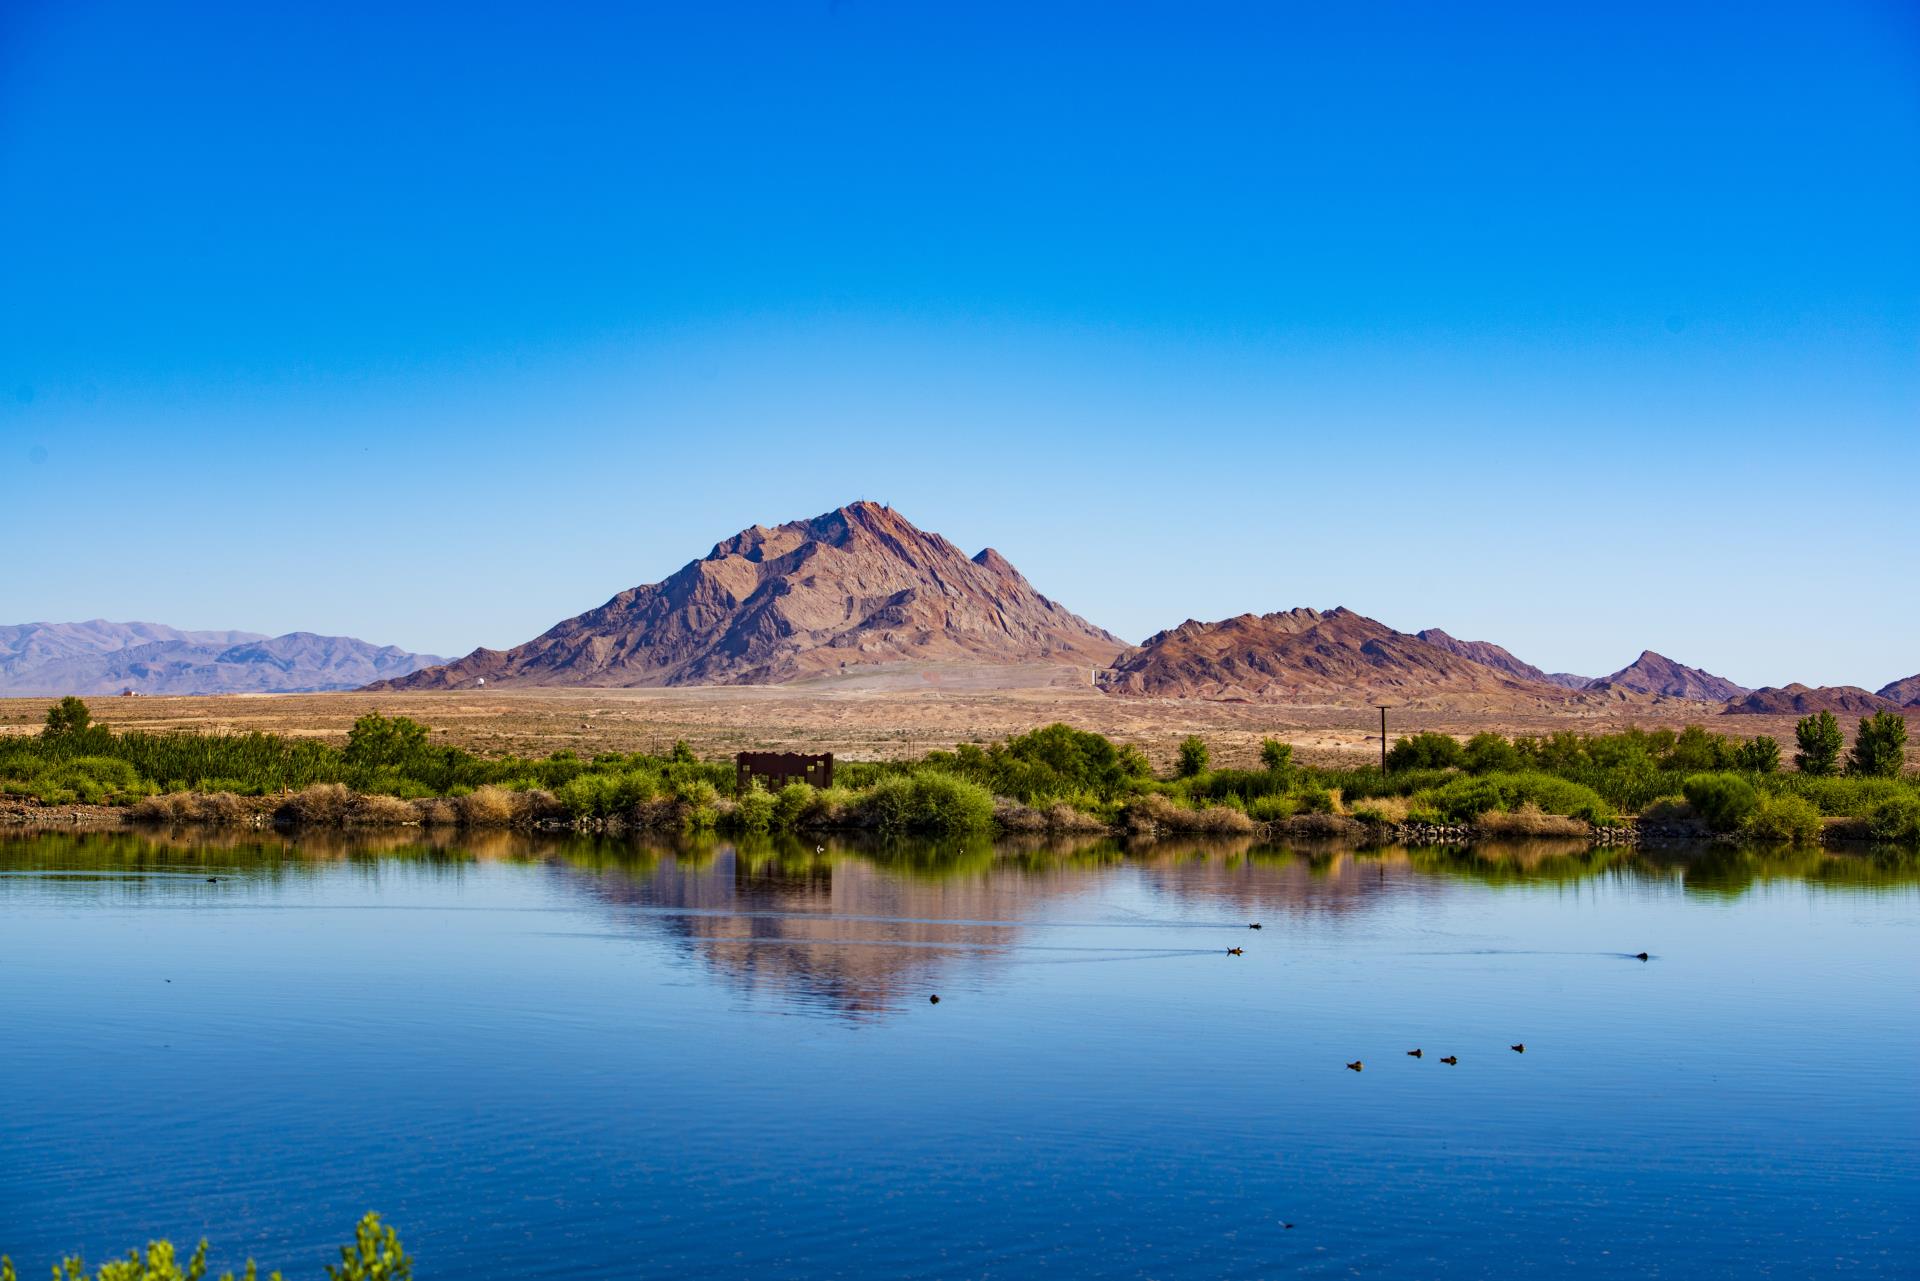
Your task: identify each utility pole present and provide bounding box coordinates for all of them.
[1366,705,1393,773]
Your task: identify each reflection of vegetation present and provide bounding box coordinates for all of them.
[4,828,1917,898]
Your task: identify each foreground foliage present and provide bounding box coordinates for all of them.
[0,1214,408,1281]
[4,702,1914,843]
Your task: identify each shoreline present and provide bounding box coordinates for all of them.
[0,793,1880,850]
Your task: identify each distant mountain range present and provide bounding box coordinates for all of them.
[0,621,444,695]
[12,503,1915,711]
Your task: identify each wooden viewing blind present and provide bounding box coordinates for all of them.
[735,751,834,795]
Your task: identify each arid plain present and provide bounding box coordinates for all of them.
[0,662,1836,774]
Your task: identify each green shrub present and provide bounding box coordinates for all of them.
[1682,772,1759,833]
[1415,771,1616,824]
[1259,739,1294,774]
[1743,793,1822,845]
[1462,731,1521,774]
[1291,786,1335,814]
[1847,711,1909,779]
[731,783,776,832]
[1175,736,1209,778]
[860,770,995,835]
[1247,793,1296,822]
[1867,794,1920,845]
[1386,732,1462,771]
[0,1213,408,1281]
[1733,735,1781,774]
[1664,725,1737,773]
[772,783,815,830]
[1767,773,1914,818]
[1795,711,1844,776]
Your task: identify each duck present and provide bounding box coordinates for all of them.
[928,994,940,1005]
[1406,1048,1422,1058]
[206,877,219,883]
[1346,1060,1363,1072]
[1248,922,1262,930]
[1440,1055,1458,1065]
[1510,1043,1525,1054]
[1282,1222,1295,1230]
[1635,951,1650,961]
[1227,947,1244,956]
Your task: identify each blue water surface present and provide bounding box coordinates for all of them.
[2,831,1915,1279]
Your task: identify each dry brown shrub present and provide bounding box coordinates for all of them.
[129,793,194,823]
[453,785,518,827]
[413,797,457,826]
[1125,793,1254,835]
[348,793,417,826]
[278,782,351,826]
[195,792,252,825]
[1474,803,1588,840]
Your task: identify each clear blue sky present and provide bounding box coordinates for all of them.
[3,1,1916,688]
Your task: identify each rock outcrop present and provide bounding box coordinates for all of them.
[1415,628,1589,689]
[1583,651,1748,702]
[1097,607,1578,704]
[1724,684,1903,716]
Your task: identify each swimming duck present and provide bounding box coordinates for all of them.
[928,994,940,1004]
[1249,922,1262,930]
[1406,1048,1422,1058]
[1635,951,1649,961]
[1227,947,1244,956]
[1346,1061,1363,1072]
[1440,1055,1458,1065]
[1511,1043,1525,1054]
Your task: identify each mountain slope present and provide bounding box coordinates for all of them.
[375,502,1124,690]
[1725,684,1902,716]
[1415,628,1589,689]
[1583,651,1748,702]
[1097,607,1579,703]
[1876,674,1920,707]
[0,622,443,695]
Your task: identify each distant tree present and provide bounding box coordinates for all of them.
[1732,735,1781,774]
[669,740,698,765]
[1794,712,1844,776]
[1259,738,1293,774]
[343,712,430,770]
[41,695,92,737]
[1847,711,1909,779]
[1385,731,1463,771]
[1176,735,1210,778]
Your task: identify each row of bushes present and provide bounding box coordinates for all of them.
[1,1212,408,1281]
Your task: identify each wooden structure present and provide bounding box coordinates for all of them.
[736,751,833,795]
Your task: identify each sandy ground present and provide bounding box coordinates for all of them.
[0,664,1830,771]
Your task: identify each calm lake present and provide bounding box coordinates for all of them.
[2,830,1915,1279]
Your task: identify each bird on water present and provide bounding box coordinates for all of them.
[1440,1055,1458,1065]
[928,994,940,1004]
[1635,952,1650,961]
[1511,1043,1525,1053]
[1406,1048,1422,1058]
[1248,922,1262,930]
[1227,946,1244,956]
[1346,1061,1363,1072]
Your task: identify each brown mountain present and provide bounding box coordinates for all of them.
[1876,674,1920,707]
[1725,684,1902,716]
[374,502,1123,690]
[1097,607,1579,704]
[1415,628,1589,689]
[1583,651,1748,702]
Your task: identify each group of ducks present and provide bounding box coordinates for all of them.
[1346,1044,1523,1072]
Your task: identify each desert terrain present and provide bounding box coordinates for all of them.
[0,662,1827,773]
